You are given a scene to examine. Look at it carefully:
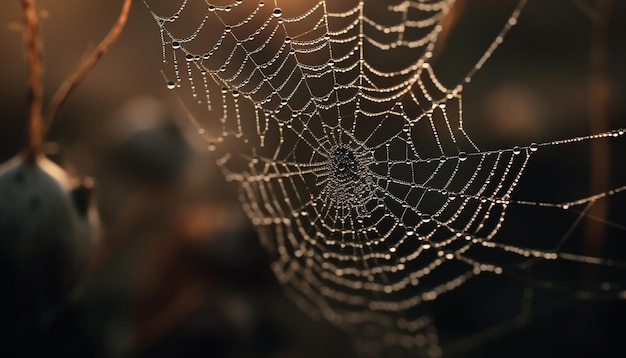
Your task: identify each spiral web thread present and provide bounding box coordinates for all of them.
[144,0,626,355]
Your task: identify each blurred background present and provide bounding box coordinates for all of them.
[1,0,626,357]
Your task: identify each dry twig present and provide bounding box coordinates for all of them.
[585,0,612,256]
[44,0,133,135]
[21,0,44,160]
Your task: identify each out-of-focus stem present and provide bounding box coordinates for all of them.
[44,0,133,132]
[430,0,467,62]
[585,0,612,256]
[21,0,44,161]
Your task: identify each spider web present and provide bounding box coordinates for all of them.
[143,0,626,356]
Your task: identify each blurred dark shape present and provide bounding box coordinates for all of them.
[93,97,193,227]
[37,97,352,358]
[111,123,190,182]
[0,156,91,357]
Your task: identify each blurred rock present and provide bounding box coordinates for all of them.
[0,156,91,356]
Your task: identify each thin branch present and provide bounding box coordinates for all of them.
[570,0,600,21]
[585,0,612,257]
[44,0,133,132]
[430,0,467,62]
[21,0,44,161]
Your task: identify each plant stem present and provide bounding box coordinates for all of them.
[21,0,43,161]
[585,0,612,257]
[44,0,133,133]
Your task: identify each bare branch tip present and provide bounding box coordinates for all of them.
[44,0,133,134]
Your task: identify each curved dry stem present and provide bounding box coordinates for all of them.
[570,0,601,20]
[585,0,612,257]
[44,0,133,132]
[430,0,467,62]
[21,0,44,161]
